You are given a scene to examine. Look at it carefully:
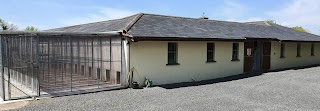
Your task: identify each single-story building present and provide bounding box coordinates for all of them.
[2,13,320,101]
[50,13,320,86]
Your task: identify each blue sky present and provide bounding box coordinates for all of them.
[0,0,319,34]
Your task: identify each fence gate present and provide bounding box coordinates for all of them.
[0,33,124,101]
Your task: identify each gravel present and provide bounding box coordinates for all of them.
[9,66,320,111]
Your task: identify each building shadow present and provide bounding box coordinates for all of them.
[159,72,263,89]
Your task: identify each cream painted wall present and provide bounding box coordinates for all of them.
[130,41,244,85]
[270,41,320,70]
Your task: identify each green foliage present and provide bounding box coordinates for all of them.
[25,26,38,31]
[0,18,5,30]
[266,20,278,25]
[0,18,18,30]
[266,20,309,33]
[292,26,308,33]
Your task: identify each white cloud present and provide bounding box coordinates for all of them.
[61,7,137,26]
[267,0,320,34]
[220,0,248,18]
[216,1,265,25]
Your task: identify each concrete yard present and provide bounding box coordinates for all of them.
[4,66,320,111]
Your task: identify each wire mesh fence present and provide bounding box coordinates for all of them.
[0,33,123,101]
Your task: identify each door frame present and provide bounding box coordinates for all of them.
[243,40,271,73]
[243,41,254,72]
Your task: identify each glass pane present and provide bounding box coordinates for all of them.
[168,53,176,63]
[207,52,213,60]
[233,43,237,50]
[311,44,314,55]
[168,43,176,51]
[232,51,238,59]
[207,43,213,50]
[297,43,301,56]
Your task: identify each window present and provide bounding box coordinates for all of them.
[207,43,216,62]
[280,43,285,58]
[297,43,301,57]
[311,43,315,56]
[167,42,179,65]
[232,43,239,61]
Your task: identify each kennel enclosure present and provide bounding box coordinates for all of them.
[0,31,127,101]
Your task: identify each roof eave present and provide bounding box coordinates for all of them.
[132,36,245,41]
[0,30,122,36]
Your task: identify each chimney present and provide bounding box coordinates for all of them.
[200,12,209,19]
[199,17,209,20]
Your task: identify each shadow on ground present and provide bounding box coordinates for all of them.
[159,72,263,89]
[159,64,320,89]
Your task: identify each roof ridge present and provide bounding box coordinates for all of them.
[245,21,271,26]
[140,13,276,28]
[123,13,144,32]
[47,14,139,31]
[142,13,228,22]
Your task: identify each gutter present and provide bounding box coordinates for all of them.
[131,36,245,42]
[0,30,122,36]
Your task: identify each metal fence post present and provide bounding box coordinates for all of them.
[109,37,112,83]
[35,35,40,96]
[69,36,73,91]
[0,35,5,100]
[99,36,102,88]
[120,36,123,86]
[30,36,35,93]
[91,37,94,86]
[7,36,11,100]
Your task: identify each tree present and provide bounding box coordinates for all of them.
[266,20,278,25]
[0,18,18,30]
[292,26,308,33]
[25,26,38,31]
[0,18,5,30]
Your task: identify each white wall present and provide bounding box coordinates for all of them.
[129,40,320,86]
[130,41,244,85]
[270,41,320,70]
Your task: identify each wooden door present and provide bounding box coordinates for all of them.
[244,42,254,72]
[262,42,271,71]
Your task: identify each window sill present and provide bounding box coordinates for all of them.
[166,63,180,66]
[231,59,240,61]
[206,60,217,63]
[280,56,285,58]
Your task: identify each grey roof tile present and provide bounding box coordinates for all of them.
[48,13,320,41]
[129,14,320,41]
[47,14,140,32]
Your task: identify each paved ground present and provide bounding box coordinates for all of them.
[5,66,320,111]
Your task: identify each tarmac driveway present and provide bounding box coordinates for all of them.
[7,66,320,111]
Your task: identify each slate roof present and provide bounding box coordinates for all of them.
[49,13,320,42]
[48,14,140,32]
